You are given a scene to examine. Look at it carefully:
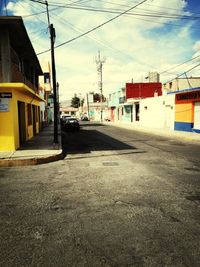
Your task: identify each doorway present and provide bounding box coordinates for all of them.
[18,101,26,145]
[32,105,36,136]
[135,103,140,121]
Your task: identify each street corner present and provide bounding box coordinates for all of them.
[0,150,64,167]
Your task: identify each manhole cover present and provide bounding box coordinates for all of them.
[102,162,119,166]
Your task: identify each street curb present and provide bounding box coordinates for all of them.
[103,122,200,142]
[0,151,64,167]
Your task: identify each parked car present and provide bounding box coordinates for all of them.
[63,117,80,131]
[60,115,71,127]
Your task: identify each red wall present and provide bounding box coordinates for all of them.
[126,83,162,99]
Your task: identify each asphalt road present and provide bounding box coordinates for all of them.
[0,122,200,267]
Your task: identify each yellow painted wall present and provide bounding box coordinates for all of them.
[0,90,16,151]
[0,84,42,151]
[14,89,41,142]
[175,103,194,123]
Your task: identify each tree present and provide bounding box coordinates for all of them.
[71,95,80,108]
[80,98,84,106]
[93,93,106,102]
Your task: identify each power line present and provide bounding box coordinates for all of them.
[32,1,200,21]
[24,0,87,17]
[164,62,200,84]
[24,0,200,83]
[24,0,200,21]
[22,0,200,34]
[46,5,158,70]
[160,54,200,75]
[36,0,154,55]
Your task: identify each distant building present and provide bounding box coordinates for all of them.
[163,77,200,94]
[82,92,108,121]
[39,61,53,127]
[60,107,78,117]
[166,86,200,133]
[108,87,125,122]
[108,82,162,124]
[147,72,160,83]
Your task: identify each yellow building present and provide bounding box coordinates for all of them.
[0,16,44,151]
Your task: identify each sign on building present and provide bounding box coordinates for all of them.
[0,98,9,112]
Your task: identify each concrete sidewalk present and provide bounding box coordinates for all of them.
[104,121,200,142]
[0,123,63,167]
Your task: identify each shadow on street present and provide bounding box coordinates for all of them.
[61,125,139,155]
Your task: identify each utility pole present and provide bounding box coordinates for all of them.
[50,23,58,144]
[31,0,58,144]
[95,51,105,122]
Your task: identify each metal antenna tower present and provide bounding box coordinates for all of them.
[95,51,105,122]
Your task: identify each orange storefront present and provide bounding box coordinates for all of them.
[175,89,200,133]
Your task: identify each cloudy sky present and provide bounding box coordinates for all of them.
[1,0,200,101]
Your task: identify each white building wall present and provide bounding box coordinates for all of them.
[140,94,175,130]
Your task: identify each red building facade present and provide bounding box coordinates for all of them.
[126,82,162,99]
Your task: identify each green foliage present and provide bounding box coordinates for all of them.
[71,96,80,108]
[93,93,106,102]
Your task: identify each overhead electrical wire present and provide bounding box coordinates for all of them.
[24,0,86,17]
[21,0,200,84]
[47,3,198,71]
[18,0,48,27]
[48,8,157,70]
[27,0,200,75]
[160,54,200,75]
[34,0,200,21]
[24,0,200,21]
[91,0,187,12]
[22,0,199,35]
[164,62,200,84]
[37,0,150,55]
[42,6,200,21]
